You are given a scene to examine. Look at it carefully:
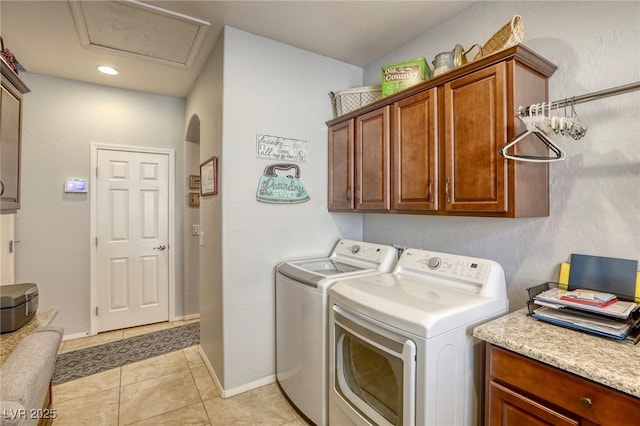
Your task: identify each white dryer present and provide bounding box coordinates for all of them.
[328,248,509,426]
[276,239,398,426]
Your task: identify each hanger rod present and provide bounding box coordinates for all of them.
[517,81,640,116]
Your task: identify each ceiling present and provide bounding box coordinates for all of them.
[0,1,475,98]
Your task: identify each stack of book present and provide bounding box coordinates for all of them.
[530,286,640,343]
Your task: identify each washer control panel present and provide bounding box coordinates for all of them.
[333,239,397,265]
[405,249,492,286]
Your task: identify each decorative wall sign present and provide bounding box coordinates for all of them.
[256,163,310,204]
[256,134,307,163]
[200,156,218,196]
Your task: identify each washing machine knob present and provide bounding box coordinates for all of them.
[428,257,441,269]
[351,245,361,254]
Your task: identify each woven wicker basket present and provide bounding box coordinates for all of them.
[474,15,525,60]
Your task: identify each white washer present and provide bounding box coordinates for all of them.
[276,239,398,426]
[328,248,509,426]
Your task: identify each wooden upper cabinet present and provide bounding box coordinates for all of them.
[0,85,21,210]
[1,60,30,213]
[326,45,557,218]
[393,88,438,211]
[444,63,507,213]
[328,119,354,210]
[355,106,390,211]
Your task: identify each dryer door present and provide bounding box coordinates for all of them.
[332,305,416,426]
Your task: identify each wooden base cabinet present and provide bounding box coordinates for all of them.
[1,60,29,213]
[485,344,640,426]
[327,45,557,218]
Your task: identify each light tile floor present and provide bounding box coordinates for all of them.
[52,320,309,426]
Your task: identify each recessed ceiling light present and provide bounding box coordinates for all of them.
[97,66,119,75]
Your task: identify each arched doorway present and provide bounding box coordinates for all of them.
[183,114,201,317]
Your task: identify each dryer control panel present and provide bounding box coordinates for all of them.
[421,255,489,283]
[396,249,506,298]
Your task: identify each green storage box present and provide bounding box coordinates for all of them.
[381,58,430,97]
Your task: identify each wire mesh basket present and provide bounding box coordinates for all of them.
[330,85,382,117]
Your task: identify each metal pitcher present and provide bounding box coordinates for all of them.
[432,51,454,76]
[452,43,482,68]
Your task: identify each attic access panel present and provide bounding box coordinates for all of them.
[69,0,210,68]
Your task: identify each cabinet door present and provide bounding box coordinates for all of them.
[444,63,507,212]
[487,382,580,426]
[356,106,390,211]
[0,83,22,211]
[328,120,355,210]
[392,88,438,211]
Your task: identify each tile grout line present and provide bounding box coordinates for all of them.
[52,321,202,424]
[186,350,215,425]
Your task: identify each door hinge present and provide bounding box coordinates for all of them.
[95,306,98,316]
[96,167,98,178]
[95,237,98,247]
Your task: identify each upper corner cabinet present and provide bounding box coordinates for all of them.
[327,45,557,218]
[1,59,30,213]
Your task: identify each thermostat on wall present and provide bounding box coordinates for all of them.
[65,179,88,193]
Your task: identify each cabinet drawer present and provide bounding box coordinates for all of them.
[488,345,640,425]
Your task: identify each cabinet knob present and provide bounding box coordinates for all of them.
[0,181,4,196]
[579,397,592,409]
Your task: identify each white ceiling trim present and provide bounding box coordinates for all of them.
[68,0,210,69]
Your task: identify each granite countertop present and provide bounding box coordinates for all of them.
[0,309,58,363]
[473,308,640,399]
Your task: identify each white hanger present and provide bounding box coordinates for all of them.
[499,102,566,163]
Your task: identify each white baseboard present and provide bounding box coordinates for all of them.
[64,315,200,341]
[198,345,224,395]
[222,375,276,398]
[172,313,200,321]
[62,331,91,341]
[182,313,201,321]
[197,346,275,398]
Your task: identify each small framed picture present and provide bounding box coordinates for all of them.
[189,175,200,190]
[200,156,218,196]
[189,192,200,207]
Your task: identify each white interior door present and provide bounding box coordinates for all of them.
[96,149,169,332]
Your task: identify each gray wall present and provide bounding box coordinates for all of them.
[186,26,364,394]
[16,74,186,335]
[362,1,640,308]
[219,27,363,392]
[185,31,225,385]
[183,139,200,316]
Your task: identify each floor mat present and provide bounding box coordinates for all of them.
[52,322,199,385]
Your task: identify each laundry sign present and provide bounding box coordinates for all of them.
[256,163,310,204]
[256,134,307,163]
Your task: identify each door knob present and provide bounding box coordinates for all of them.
[153,244,166,251]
